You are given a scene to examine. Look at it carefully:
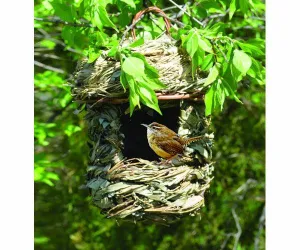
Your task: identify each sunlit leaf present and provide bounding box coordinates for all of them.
[204,65,219,86]
[232,49,252,75]
[201,54,214,71]
[198,36,213,53]
[122,56,145,77]
[51,2,74,22]
[129,38,144,48]
[229,0,236,19]
[186,30,199,58]
[98,5,118,31]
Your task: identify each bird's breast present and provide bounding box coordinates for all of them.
[147,134,173,159]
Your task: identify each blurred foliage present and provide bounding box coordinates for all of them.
[34,0,265,249]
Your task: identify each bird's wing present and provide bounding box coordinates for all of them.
[172,135,185,145]
[157,138,184,155]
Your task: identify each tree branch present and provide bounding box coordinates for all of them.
[34,60,66,74]
[232,208,242,250]
[254,206,265,250]
[119,14,146,47]
[35,28,84,55]
[202,10,229,26]
[167,0,204,27]
[34,52,64,60]
[34,17,93,28]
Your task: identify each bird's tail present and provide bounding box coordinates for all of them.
[185,136,204,145]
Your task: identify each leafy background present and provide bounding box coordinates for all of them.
[34,0,265,249]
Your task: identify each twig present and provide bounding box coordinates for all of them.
[232,25,265,30]
[34,52,64,60]
[254,206,265,250]
[162,5,185,12]
[167,0,204,27]
[220,233,235,250]
[251,16,265,21]
[119,14,145,47]
[172,3,188,19]
[232,208,242,250]
[221,179,258,250]
[234,179,258,198]
[34,17,93,28]
[202,9,229,26]
[149,13,165,33]
[35,28,84,55]
[34,60,66,74]
[213,42,229,63]
[167,16,185,27]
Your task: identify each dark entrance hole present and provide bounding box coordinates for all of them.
[120,105,181,161]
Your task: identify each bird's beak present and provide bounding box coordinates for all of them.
[141,124,149,128]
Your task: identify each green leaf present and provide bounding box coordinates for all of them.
[237,41,264,57]
[107,46,119,57]
[51,2,74,22]
[205,80,227,116]
[64,124,82,137]
[92,8,103,30]
[215,81,226,109]
[35,236,50,245]
[120,52,164,115]
[141,76,166,90]
[221,44,233,74]
[127,76,140,115]
[205,22,225,35]
[194,6,208,18]
[232,49,252,75]
[186,30,199,58]
[201,1,223,13]
[131,53,165,88]
[120,71,128,90]
[239,0,249,14]
[229,0,236,19]
[129,38,144,48]
[205,83,216,116]
[40,40,56,49]
[122,57,145,77]
[88,47,101,63]
[222,78,242,103]
[118,8,131,27]
[201,54,214,71]
[119,0,136,9]
[138,82,162,115]
[198,36,213,53]
[61,26,75,46]
[98,6,118,31]
[192,48,204,77]
[204,65,219,86]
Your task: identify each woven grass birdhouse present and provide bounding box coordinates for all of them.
[71,7,214,224]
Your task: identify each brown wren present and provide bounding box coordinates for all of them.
[141,122,203,160]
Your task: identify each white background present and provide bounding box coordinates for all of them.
[1,0,300,249]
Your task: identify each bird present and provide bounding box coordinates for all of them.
[141,122,203,160]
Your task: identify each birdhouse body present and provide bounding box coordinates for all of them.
[71,34,214,224]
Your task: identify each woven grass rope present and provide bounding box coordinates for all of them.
[71,7,208,103]
[71,7,214,224]
[85,103,214,224]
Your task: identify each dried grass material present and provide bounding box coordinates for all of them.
[71,35,207,101]
[85,101,214,224]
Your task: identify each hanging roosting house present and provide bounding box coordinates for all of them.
[71,7,214,224]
